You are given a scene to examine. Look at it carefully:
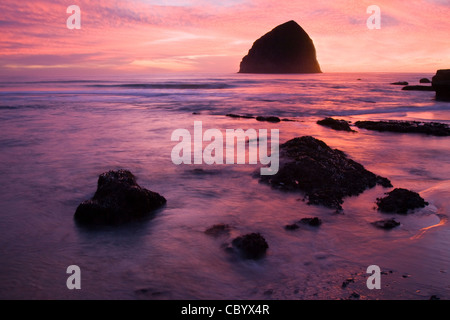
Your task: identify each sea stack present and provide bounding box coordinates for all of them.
[239,20,321,74]
[432,69,450,101]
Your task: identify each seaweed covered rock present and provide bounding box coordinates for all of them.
[317,118,355,132]
[232,233,269,259]
[74,169,166,225]
[260,136,392,210]
[239,20,321,74]
[354,120,450,136]
[376,188,428,214]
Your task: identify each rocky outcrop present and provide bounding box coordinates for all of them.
[317,118,355,132]
[354,120,450,136]
[74,169,166,225]
[239,20,321,74]
[432,69,450,101]
[376,188,428,214]
[260,136,392,211]
[420,78,431,84]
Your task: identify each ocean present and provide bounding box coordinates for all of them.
[0,72,449,299]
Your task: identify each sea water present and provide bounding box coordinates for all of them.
[0,72,449,299]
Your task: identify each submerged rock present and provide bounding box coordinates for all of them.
[432,69,450,101]
[239,20,321,74]
[317,117,355,132]
[376,188,428,214]
[74,169,166,225]
[354,120,450,136]
[402,85,434,91]
[232,233,269,259]
[299,217,322,226]
[226,113,255,119]
[391,81,408,85]
[256,116,281,123]
[284,223,300,231]
[260,136,392,211]
[205,224,231,237]
[371,219,400,230]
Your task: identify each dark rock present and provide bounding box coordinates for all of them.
[402,85,434,91]
[226,113,255,119]
[256,116,281,123]
[371,219,400,230]
[317,117,355,132]
[432,69,450,101]
[74,169,166,225]
[205,224,231,237]
[260,136,392,211]
[239,20,321,74]
[391,81,408,85]
[429,295,440,300]
[281,118,296,122]
[231,233,269,259]
[354,120,450,136]
[299,217,322,227]
[284,223,300,231]
[376,188,428,214]
[420,78,431,84]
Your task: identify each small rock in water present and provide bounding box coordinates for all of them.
[205,224,231,237]
[317,117,355,132]
[226,113,255,119]
[402,85,434,91]
[231,233,269,259]
[391,81,408,85]
[371,219,400,230]
[74,169,166,225]
[284,223,300,231]
[376,188,428,214]
[420,78,431,84]
[256,116,281,123]
[299,217,322,227]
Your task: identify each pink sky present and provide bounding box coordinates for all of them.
[1,0,449,77]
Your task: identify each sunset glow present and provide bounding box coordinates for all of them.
[1,0,449,77]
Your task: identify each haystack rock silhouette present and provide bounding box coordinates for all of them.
[239,20,322,74]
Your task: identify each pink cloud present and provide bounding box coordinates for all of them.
[0,0,448,76]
